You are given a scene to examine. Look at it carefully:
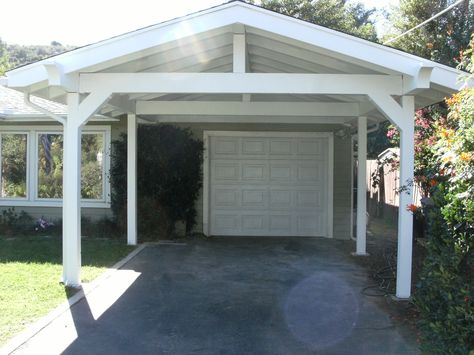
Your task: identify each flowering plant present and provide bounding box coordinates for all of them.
[35,217,54,231]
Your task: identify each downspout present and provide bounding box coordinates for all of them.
[24,92,66,125]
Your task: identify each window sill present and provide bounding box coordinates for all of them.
[0,200,111,208]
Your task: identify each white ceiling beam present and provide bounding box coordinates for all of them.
[136,101,359,116]
[150,115,351,124]
[80,73,403,95]
[249,46,342,73]
[141,45,232,73]
[246,34,367,74]
[106,35,232,72]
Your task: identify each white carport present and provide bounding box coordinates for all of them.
[1,1,462,298]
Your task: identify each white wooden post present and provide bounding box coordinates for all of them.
[396,96,415,299]
[62,93,83,286]
[355,116,368,255]
[127,113,137,245]
[62,91,110,287]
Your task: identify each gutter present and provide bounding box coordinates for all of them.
[24,92,66,124]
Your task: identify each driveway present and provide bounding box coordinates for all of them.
[10,237,419,355]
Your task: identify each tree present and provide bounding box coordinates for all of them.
[0,38,9,75]
[6,42,75,69]
[252,0,378,41]
[386,0,474,67]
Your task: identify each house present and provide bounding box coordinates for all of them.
[0,1,464,298]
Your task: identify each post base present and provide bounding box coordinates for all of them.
[351,252,370,257]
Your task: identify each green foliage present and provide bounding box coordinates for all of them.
[1,134,27,198]
[414,54,474,353]
[385,104,449,198]
[110,124,204,239]
[253,0,378,41]
[6,41,75,69]
[0,208,33,236]
[0,38,9,76]
[386,0,474,67]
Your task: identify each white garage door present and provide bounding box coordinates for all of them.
[207,132,333,237]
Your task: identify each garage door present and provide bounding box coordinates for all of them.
[207,132,333,237]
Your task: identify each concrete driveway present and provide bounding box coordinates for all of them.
[10,237,419,355]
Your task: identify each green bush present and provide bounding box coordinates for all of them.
[110,124,204,240]
[413,48,474,354]
[0,208,33,236]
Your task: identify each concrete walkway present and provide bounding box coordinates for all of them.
[7,237,419,355]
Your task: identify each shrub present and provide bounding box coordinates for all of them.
[110,124,204,240]
[414,42,474,354]
[0,208,34,236]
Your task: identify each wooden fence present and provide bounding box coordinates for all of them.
[366,159,422,221]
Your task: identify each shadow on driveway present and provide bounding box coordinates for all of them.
[16,237,420,354]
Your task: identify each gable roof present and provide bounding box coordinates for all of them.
[1,0,465,119]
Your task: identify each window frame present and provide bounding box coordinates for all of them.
[0,125,111,208]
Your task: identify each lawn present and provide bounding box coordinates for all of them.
[0,236,135,347]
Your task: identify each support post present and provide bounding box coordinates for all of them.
[356,116,368,255]
[127,113,137,245]
[62,93,83,286]
[62,91,110,287]
[396,96,415,299]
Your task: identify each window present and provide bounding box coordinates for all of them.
[0,126,110,207]
[0,133,28,198]
[37,133,63,199]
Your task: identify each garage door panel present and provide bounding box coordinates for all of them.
[242,189,267,207]
[213,162,240,181]
[213,137,240,155]
[214,214,239,231]
[242,139,268,155]
[242,214,266,231]
[296,190,322,208]
[269,215,292,233]
[297,139,324,156]
[242,163,267,181]
[269,139,293,155]
[269,164,292,182]
[269,189,292,206]
[214,188,239,207]
[297,214,324,236]
[297,162,324,182]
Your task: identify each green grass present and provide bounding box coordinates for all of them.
[0,236,135,347]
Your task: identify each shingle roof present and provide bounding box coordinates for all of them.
[0,85,66,117]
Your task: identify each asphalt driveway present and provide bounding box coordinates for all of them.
[10,237,419,355]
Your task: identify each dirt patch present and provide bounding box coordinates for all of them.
[350,217,426,346]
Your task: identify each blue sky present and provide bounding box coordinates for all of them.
[0,0,398,46]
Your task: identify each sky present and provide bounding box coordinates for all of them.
[0,0,399,46]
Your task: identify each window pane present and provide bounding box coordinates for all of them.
[1,134,27,198]
[38,134,63,198]
[81,133,104,200]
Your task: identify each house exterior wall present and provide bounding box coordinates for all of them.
[1,119,352,239]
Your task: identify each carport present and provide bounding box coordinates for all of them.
[1,1,462,299]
